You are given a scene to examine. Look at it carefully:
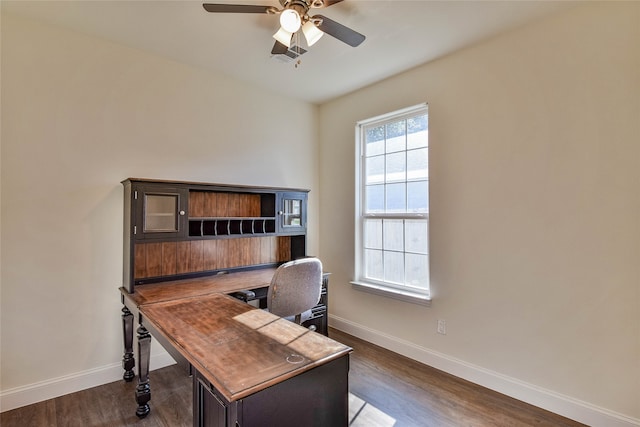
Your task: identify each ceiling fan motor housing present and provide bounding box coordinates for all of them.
[282,0,312,17]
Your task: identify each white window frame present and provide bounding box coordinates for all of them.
[352,103,431,305]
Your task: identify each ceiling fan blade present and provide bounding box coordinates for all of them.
[314,15,365,47]
[202,3,276,14]
[311,0,344,7]
[271,40,289,55]
[322,0,345,6]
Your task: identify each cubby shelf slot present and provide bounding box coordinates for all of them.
[188,218,276,237]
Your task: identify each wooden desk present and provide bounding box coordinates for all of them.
[119,267,347,425]
[141,294,351,427]
[120,268,278,402]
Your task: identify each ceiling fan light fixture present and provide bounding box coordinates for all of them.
[302,20,323,46]
[279,8,301,33]
[273,27,293,47]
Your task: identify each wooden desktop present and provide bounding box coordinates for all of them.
[140,292,350,427]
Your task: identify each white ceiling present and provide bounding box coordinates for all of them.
[2,0,575,104]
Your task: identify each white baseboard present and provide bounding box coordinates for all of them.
[329,314,640,427]
[0,351,176,413]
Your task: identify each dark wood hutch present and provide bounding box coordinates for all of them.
[122,178,309,291]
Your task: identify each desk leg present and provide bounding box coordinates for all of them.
[121,306,135,382]
[135,325,151,418]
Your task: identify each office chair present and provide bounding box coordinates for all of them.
[267,257,323,326]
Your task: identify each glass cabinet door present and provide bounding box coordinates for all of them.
[134,185,188,239]
[282,199,302,227]
[277,192,307,233]
[144,194,179,232]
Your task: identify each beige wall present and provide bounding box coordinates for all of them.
[2,2,638,424]
[1,13,318,392]
[319,1,639,422]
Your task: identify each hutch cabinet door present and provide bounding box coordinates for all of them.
[133,184,188,240]
[276,191,307,234]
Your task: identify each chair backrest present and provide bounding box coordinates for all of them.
[267,258,323,322]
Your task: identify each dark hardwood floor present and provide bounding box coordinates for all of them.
[334,329,585,427]
[1,328,585,427]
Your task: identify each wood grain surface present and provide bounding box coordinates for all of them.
[140,294,351,402]
[122,267,277,307]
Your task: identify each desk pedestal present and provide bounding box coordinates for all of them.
[194,355,350,427]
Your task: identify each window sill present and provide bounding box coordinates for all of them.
[350,281,432,306]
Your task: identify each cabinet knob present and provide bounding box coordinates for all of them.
[179,210,186,216]
[278,211,283,215]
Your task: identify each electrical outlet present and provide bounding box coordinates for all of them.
[437,319,446,335]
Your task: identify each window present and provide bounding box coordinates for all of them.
[353,104,430,304]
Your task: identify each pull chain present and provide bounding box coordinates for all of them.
[294,31,301,68]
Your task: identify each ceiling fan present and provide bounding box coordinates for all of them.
[202,0,366,55]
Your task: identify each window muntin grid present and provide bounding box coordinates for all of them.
[357,106,429,294]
